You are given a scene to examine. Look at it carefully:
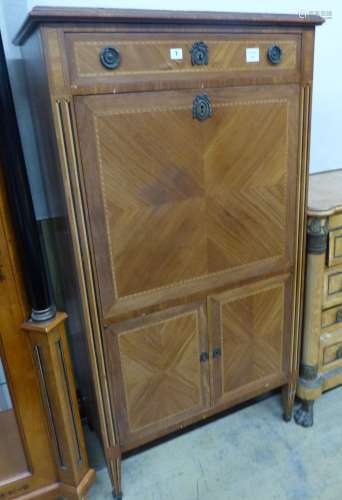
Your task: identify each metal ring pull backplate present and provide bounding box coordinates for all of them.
[192,94,212,121]
[267,44,282,65]
[190,41,209,65]
[100,46,121,70]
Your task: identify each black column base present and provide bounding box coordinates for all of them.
[31,305,56,322]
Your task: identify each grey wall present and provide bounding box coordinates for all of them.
[1,1,339,219]
[0,0,49,219]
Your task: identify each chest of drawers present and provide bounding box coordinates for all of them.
[15,8,323,497]
[296,170,342,427]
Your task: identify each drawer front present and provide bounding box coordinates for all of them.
[329,213,342,230]
[323,267,342,309]
[329,228,342,267]
[320,330,342,370]
[322,304,342,328]
[65,32,301,92]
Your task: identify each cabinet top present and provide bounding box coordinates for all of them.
[14,6,324,45]
[308,170,342,217]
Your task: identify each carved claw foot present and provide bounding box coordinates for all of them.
[294,400,314,427]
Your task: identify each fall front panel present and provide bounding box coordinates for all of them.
[74,84,299,317]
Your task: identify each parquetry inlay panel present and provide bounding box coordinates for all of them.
[117,311,202,431]
[90,94,288,298]
[219,284,284,394]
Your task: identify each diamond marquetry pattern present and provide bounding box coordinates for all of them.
[95,93,288,297]
[118,311,202,432]
[220,285,284,394]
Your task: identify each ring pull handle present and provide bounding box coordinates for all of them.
[336,346,342,360]
[200,352,209,363]
[212,347,222,359]
[100,46,121,70]
[192,94,212,122]
[267,44,282,65]
[190,41,208,65]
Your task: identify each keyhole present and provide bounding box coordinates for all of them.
[198,52,203,62]
[200,103,205,113]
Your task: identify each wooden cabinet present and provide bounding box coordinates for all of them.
[0,165,95,499]
[0,31,94,498]
[15,8,323,498]
[0,169,56,499]
[295,170,342,427]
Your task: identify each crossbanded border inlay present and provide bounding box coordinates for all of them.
[93,98,289,301]
[74,39,297,78]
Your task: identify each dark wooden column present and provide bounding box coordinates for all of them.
[0,32,55,321]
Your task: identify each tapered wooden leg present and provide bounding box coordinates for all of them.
[282,383,296,422]
[21,312,95,499]
[106,450,122,499]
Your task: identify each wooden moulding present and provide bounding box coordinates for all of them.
[21,312,95,499]
[13,7,324,45]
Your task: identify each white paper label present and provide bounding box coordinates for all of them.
[246,47,260,63]
[170,48,183,60]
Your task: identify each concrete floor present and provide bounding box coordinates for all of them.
[86,387,342,500]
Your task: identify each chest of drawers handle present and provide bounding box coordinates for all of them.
[336,346,342,359]
[190,41,208,65]
[267,44,282,65]
[100,46,121,70]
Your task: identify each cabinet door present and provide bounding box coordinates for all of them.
[106,302,210,447]
[208,275,292,406]
[74,84,300,318]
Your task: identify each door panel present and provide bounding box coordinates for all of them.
[75,84,299,318]
[106,302,210,445]
[208,274,291,405]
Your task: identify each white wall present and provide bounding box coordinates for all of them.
[1,1,339,214]
[0,0,48,218]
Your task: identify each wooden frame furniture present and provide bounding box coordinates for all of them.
[0,164,95,499]
[0,31,94,499]
[295,170,342,427]
[15,8,323,497]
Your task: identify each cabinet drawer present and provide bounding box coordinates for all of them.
[328,228,342,267]
[322,304,342,328]
[65,32,301,92]
[320,330,342,370]
[323,266,342,309]
[324,343,342,365]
